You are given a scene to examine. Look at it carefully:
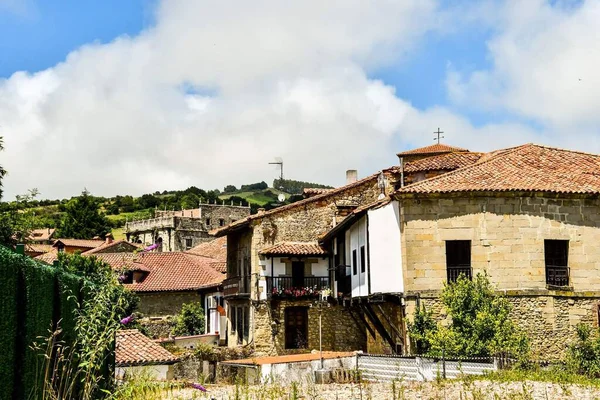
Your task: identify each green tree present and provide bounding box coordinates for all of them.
[172,302,205,336]
[223,184,237,193]
[58,190,111,239]
[409,273,529,358]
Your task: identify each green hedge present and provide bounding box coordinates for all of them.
[0,249,19,400]
[0,246,91,400]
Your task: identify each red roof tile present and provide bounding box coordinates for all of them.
[35,249,58,264]
[94,253,138,270]
[124,253,225,292]
[29,228,56,242]
[398,144,600,195]
[259,242,328,256]
[82,240,140,255]
[209,261,227,273]
[116,329,179,366]
[53,239,105,249]
[186,237,227,262]
[303,188,334,198]
[404,152,483,173]
[25,243,53,254]
[397,143,468,157]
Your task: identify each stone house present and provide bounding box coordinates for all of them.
[213,169,402,356]
[125,203,250,252]
[322,143,600,358]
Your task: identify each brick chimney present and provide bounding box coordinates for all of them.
[105,232,114,244]
[346,170,358,185]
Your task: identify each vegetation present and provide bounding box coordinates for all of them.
[273,178,333,194]
[565,323,600,378]
[172,302,205,337]
[58,190,112,239]
[408,273,529,359]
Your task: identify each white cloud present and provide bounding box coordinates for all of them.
[1,0,590,200]
[448,0,600,130]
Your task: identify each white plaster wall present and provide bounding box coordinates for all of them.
[261,257,329,277]
[258,356,357,384]
[116,364,173,381]
[368,201,403,294]
[350,217,369,297]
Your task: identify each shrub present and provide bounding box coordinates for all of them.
[407,304,437,355]
[172,302,205,337]
[566,323,600,377]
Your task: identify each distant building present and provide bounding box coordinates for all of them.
[125,203,250,252]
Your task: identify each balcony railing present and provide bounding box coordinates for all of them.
[266,276,329,298]
[223,275,251,297]
[447,265,472,283]
[546,265,569,287]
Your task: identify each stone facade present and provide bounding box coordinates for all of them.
[136,291,202,317]
[400,193,600,358]
[126,204,250,252]
[224,170,401,355]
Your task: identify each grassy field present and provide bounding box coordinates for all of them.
[219,188,291,206]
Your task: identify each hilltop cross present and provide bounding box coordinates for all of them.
[433,128,444,144]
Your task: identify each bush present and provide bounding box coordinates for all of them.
[566,323,600,377]
[408,273,529,359]
[172,302,205,337]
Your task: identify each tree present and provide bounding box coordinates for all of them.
[0,137,6,200]
[180,193,200,210]
[172,302,205,336]
[223,185,237,193]
[58,190,111,239]
[408,273,529,358]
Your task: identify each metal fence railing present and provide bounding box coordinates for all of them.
[357,353,496,382]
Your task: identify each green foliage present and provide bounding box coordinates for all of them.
[240,181,268,191]
[172,302,205,337]
[223,184,237,193]
[58,190,111,239]
[565,323,600,377]
[407,304,437,355]
[0,247,19,400]
[272,178,333,194]
[410,273,529,358]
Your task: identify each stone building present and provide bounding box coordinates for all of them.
[321,143,600,359]
[125,203,250,252]
[213,169,402,355]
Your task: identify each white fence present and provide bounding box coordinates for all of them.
[357,354,496,382]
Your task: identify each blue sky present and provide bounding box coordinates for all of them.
[0,0,597,199]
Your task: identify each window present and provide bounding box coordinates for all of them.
[185,238,193,250]
[57,243,65,253]
[231,306,237,333]
[360,245,366,273]
[206,218,211,226]
[243,307,250,342]
[219,218,225,227]
[352,249,358,276]
[545,240,569,286]
[285,307,308,349]
[446,240,471,282]
[237,307,244,344]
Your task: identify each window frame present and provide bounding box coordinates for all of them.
[544,239,570,287]
[445,240,472,283]
[360,245,366,274]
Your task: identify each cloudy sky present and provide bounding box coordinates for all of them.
[0,0,598,200]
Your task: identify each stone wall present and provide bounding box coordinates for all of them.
[253,299,365,356]
[202,204,251,231]
[401,194,600,293]
[136,291,202,317]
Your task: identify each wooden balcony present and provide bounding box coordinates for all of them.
[223,275,251,297]
[266,276,329,299]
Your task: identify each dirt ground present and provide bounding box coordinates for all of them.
[165,379,600,400]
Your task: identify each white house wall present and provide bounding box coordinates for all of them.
[350,216,369,297]
[367,201,403,294]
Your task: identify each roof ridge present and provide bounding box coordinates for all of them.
[397,143,530,193]
[526,143,600,158]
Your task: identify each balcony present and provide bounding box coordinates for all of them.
[447,264,472,283]
[266,276,329,299]
[223,275,251,297]
[546,265,569,287]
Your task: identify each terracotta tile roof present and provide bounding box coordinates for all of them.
[29,228,56,242]
[259,242,329,256]
[93,253,138,270]
[25,243,53,254]
[116,329,179,366]
[209,261,227,273]
[186,237,227,262]
[212,169,397,237]
[35,249,58,264]
[221,351,355,366]
[124,252,225,292]
[53,239,105,249]
[397,143,468,157]
[404,152,484,173]
[81,240,140,255]
[303,188,334,198]
[398,143,600,195]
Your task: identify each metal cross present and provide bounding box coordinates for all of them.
[433,128,444,144]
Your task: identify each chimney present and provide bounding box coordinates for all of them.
[346,170,358,185]
[258,208,266,214]
[105,233,114,244]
